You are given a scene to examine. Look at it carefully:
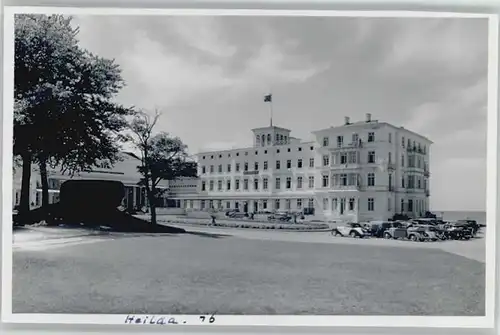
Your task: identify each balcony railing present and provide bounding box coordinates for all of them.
[407,146,426,155]
[387,163,396,170]
[330,140,363,150]
[330,163,362,170]
[331,184,361,191]
[424,170,430,177]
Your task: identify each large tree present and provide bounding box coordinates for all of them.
[129,110,197,225]
[14,14,131,216]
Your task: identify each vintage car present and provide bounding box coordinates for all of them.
[444,222,474,240]
[331,223,371,238]
[267,212,292,222]
[364,221,393,238]
[383,226,409,240]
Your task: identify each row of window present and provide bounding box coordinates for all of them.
[321,131,427,155]
[322,132,374,147]
[255,133,289,146]
[201,145,316,160]
[201,158,316,174]
[201,172,429,192]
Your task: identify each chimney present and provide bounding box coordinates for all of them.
[366,113,372,122]
[344,116,350,125]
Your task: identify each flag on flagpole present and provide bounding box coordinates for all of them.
[264,94,272,102]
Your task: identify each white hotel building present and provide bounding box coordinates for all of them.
[178,113,432,222]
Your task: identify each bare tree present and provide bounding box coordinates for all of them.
[128,109,197,225]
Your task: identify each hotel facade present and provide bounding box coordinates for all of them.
[12,114,432,222]
[174,113,432,222]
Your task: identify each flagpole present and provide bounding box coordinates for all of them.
[269,88,273,127]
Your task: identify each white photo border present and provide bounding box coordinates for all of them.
[1,6,498,329]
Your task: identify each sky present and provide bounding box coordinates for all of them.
[69,14,489,211]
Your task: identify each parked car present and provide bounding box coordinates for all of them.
[226,210,248,219]
[267,212,292,222]
[364,221,392,238]
[383,226,409,240]
[445,222,473,240]
[331,223,371,238]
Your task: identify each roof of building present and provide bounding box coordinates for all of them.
[251,125,291,132]
[313,120,433,144]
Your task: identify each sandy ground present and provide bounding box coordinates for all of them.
[10,222,486,316]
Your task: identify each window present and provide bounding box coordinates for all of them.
[201,200,205,209]
[287,148,291,152]
[388,198,391,211]
[254,162,259,171]
[236,163,240,172]
[308,198,314,208]
[202,181,206,191]
[267,134,271,143]
[367,173,375,186]
[254,179,259,190]
[340,174,348,186]
[263,178,268,190]
[263,161,268,170]
[402,136,405,147]
[309,158,315,168]
[276,160,281,169]
[227,164,231,173]
[400,199,405,212]
[368,151,375,163]
[202,166,206,174]
[349,198,355,211]
[218,180,222,191]
[209,180,214,191]
[297,159,303,168]
[275,199,280,210]
[275,178,281,189]
[332,198,338,211]
[348,152,357,164]
[340,153,348,164]
[322,137,329,147]
[418,178,421,189]
[226,201,230,209]
[210,165,214,173]
[236,179,240,190]
[244,162,249,171]
[244,179,249,190]
[224,179,230,190]
[218,165,222,173]
[322,175,329,187]
[310,146,314,151]
[401,176,405,188]
[352,133,359,144]
[323,198,329,210]
[308,176,315,188]
[286,199,291,210]
[401,155,405,167]
[337,136,343,148]
[368,198,375,211]
[408,199,413,212]
[298,147,302,152]
[286,177,292,189]
[287,160,292,169]
[388,133,392,143]
[297,199,302,209]
[297,176,303,189]
[388,152,392,164]
[323,155,330,166]
[368,132,375,142]
[263,200,268,209]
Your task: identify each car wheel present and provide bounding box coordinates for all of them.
[350,231,358,238]
[409,234,418,242]
[384,232,391,239]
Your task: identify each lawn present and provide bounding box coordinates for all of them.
[12,232,485,316]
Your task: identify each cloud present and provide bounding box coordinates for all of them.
[68,14,489,211]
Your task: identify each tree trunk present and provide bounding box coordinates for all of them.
[19,153,32,215]
[148,186,157,225]
[39,155,49,209]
